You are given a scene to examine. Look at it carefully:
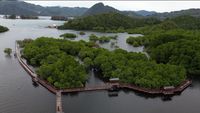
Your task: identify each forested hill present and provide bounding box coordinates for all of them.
[151,9,200,19]
[1,1,200,19]
[0,1,87,16]
[58,12,161,32]
[83,3,119,16]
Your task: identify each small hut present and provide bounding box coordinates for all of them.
[109,78,119,83]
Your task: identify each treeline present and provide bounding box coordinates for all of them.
[58,12,200,34]
[21,37,186,88]
[89,34,117,43]
[127,15,200,35]
[58,12,160,32]
[4,14,39,19]
[126,23,200,75]
[0,25,9,33]
[51,16,68,21]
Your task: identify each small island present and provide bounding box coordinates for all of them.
[60,33,77,39]
[18,37,186,90]
[89,34,117,43]
[0,25,9,33]
[3,14,39,19]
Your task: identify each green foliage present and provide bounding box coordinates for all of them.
[79,31,85,35]
[22,37,88,88]
[0,25,9,33]
[37,54,87,88]
[22,37,186,89]
[89,34,117,43]
[89,34,99,42]
[58,12,160,32]
[126,36,144,47]
[128,15,200,35]
[20,15,38,19]
[93,49,186,88]
[98,36,110,43]
[150,39,200,75]
[4,48,12,55]
[60,33,77,39]
[127,20,178,35]
[128,23,200,75]
[17,39,33,48]
[168,15,200,30]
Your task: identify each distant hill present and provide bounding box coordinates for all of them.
[1,1,200,19]
[83,3,119,16]
[135,10,157,16]
[83,2,144,18]
[151,9,200,19]
[0,1,87,16]
[58,12,161,32]
[122,11,143,18]
[168,15,200,30]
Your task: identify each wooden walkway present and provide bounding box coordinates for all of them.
[15,42,61,112]
[56,91,63,113]
[119,80,192,95]
[61,84,112,93]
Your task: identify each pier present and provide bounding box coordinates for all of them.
[56,91,63,113]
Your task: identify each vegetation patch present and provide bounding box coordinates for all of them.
[89,34,117,43]
[126,15,200,75]
[21,37,186,89]
[58,12,160,32]
[0,25,9,33]
[4,48,12,56]
[60,33,77,39]
[79,31,86,35]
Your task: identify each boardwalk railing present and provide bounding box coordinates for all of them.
[119,80,192,95]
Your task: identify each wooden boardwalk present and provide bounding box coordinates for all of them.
[119,80,192,95]
[61,84,112,93]
[56,91,63,113]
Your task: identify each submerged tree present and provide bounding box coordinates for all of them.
[4,48,12,56]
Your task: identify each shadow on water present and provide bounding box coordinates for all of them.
[32,81,39,88]
[120,88,183,102]
[63,92,79,97]
[5,54,12,58]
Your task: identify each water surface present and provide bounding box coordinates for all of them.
[0,18,199,113]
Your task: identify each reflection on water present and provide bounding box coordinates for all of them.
[0,18,200,113]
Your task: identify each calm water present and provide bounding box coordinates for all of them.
[0,18,200,113]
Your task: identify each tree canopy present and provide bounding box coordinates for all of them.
[126,16,200,75]
[21,37,186,89]
[4,48,12,56]
[58,12,160,32]
[0,25,9,33]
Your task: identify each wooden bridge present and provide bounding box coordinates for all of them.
[56,91,63,113]
[119,80,192,95]
[61,84,112,93]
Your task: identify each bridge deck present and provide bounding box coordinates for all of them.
[56,91,63,113]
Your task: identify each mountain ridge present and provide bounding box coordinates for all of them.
[0,1,200,19]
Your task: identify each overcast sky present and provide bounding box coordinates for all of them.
[25,1,200,13]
